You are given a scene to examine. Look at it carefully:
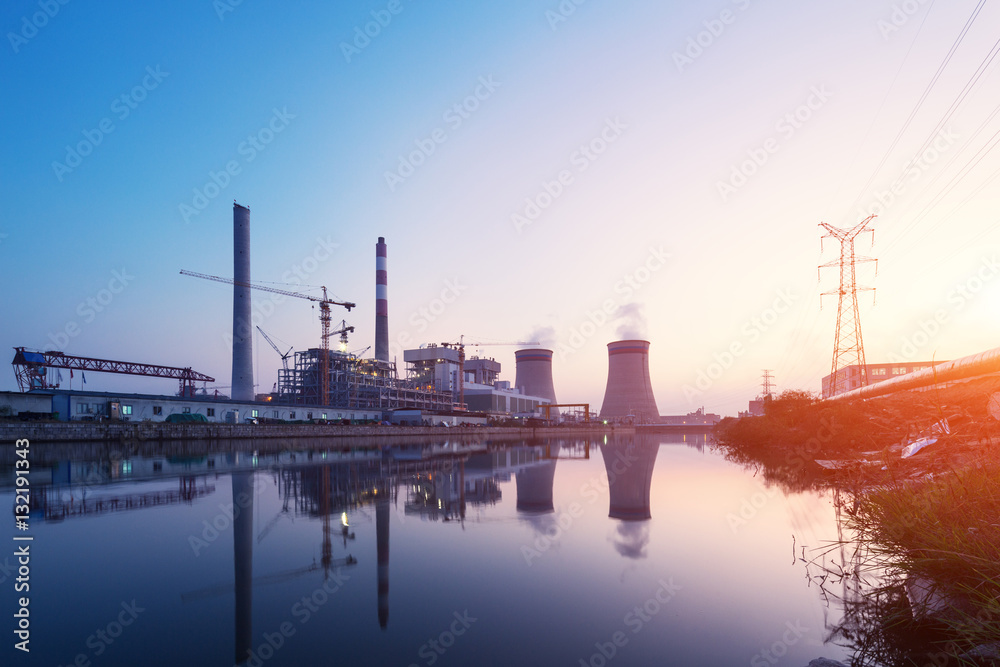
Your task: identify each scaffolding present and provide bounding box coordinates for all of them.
[277,348,453,411]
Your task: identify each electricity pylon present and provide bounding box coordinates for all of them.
[818,215,877,397]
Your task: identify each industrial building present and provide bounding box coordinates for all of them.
[821,361,945,397]
[0,387,381,423]
[403,345,553,416]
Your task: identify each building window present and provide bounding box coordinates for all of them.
[290,412,296,419]
[207,408,215,417]
[307,412,313,420]
[274,411,280,418]
[153,406,162,415]
[251,409,259,418]
[322,413,328,420]
[182,407,191,414]
[122,405,133,416]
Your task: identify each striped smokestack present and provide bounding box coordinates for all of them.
[514,348,558,416]
[231,202,254,401]
[375,237,389,361]
[599,340,659,422]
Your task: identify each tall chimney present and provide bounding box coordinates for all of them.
[599,340,658,422]
[375,237,388,361]
[232,203,254,401]
[514,348,558,416]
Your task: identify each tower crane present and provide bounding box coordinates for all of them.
[440,337,539,409]
[180,270,355,405]
[256,326,293,371]
[327,320,355,353]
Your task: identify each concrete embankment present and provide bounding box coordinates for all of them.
[0,421,626,445]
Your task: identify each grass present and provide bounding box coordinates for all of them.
[846,457,1000,655]
[713,379,1000,664]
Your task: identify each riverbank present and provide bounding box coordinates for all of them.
[713,380,1000,664]
[0,420,626,444]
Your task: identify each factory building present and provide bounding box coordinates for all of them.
[0,388,381,423]
[821,361,946,397]
[403,345,554,416]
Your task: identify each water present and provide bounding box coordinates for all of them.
[2,433,854,666]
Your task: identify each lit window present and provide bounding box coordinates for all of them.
[251,409,259,418]
[122,405,132,415]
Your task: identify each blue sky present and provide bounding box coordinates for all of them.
[2,0,999,415]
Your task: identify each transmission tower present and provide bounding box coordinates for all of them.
[761,370,775,399]
[818,215,877,396]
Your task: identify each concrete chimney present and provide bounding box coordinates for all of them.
[231,203,254,401]
[599,340,659,422]
[375,237,388,361]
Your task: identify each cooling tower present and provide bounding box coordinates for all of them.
[602,436,658,521]
[599,340,659,422]
[231,203,254,401]
[375,237,389,362]
[515,348,558,415]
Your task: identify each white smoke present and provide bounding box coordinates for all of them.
[614,303,647,340]
[526,325,557,347]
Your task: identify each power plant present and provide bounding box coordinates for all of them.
[5,201,679,425]
[599,340,659,423]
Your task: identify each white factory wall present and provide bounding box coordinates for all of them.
[0,391,380,423]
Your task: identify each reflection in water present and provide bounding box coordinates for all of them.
[611,521,651,560]
[376,498,389,629]
[602,438,658,560]
[232,471,253,664]
[0,434,861,666]
[515,444,561,513]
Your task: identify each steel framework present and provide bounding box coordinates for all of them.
[277,348,452,411]
[819,215,877,397]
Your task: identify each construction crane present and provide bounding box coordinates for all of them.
[256,326,293,371]
[180,270,354,405]
[440,337,539,409]
[327,320,355,353]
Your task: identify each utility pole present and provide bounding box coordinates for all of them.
[761,369,775,399]
[818,215,877,396]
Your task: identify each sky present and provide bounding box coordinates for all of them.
[2,0,999,417]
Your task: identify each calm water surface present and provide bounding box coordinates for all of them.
[2,433,853,666]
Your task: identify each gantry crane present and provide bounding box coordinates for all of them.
[440,337,539,409]
[180,270,354,405]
